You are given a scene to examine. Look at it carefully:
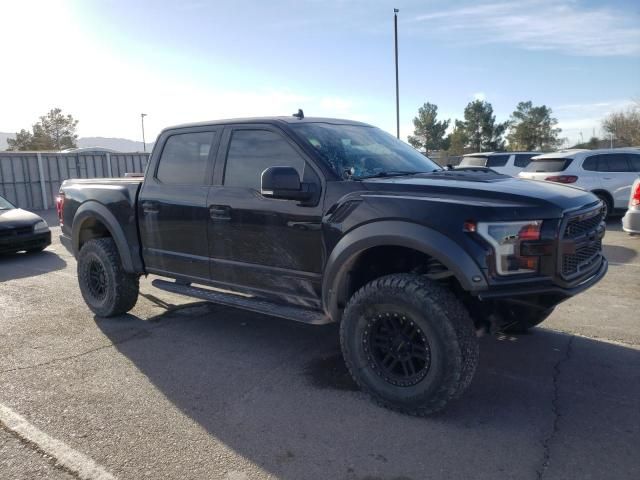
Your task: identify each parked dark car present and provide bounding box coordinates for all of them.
[0,195,51,254]
[58,116,607,415]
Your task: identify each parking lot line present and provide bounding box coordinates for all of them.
[0,403,116,480]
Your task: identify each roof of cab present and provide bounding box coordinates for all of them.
[161,116,372,133]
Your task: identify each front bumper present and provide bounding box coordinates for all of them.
[477,257,607,305]
[0,230,51,253]
[622,208,640,234]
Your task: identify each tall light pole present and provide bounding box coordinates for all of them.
[141,113,147,152]
[394,8,400,139]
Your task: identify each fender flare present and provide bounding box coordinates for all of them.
[72,201,140,273]
[322,221,487,321]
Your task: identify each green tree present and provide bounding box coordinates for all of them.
[6,108,78,151]
[6,129,36,151]
[445,120,468,156]
[506,101,562,151]
[461,100,506,152]
[407,102,450,152]
[602,102,640,147]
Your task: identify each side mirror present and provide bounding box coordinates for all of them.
[261,166,314,201]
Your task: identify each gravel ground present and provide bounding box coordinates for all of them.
[0,210,638,480]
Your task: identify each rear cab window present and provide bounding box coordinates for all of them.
[156,131,216,184]
[524,158,573,172]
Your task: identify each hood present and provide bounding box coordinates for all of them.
[0,208,44,229]
[363,171,595,214]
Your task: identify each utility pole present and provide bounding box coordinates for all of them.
[141,113,147,152]
[394,8,400,139]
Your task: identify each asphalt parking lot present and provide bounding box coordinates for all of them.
[1,211,639,480]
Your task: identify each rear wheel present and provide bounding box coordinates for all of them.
[340,274,479,416]
[77,238,139,317]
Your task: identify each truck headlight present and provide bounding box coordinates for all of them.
[34,220,49,233]
[477,221,542,275]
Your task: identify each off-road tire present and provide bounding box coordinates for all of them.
[501,307,554,334]
[77,238,139,317]
[340,274,479,416]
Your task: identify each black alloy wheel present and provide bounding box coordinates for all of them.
[87,258,108,301]
[363,311,431,387]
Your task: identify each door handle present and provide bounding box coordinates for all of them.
[209,205,231,221]
[142,201,159,214]
[602,177,612,180]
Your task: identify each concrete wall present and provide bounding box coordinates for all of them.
[0,152,149,209]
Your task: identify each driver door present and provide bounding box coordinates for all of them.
[206,125,324,306]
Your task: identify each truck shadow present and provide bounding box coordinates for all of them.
[0,250,66,282]
[95,302,640,480]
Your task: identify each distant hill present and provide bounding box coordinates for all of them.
[77,137,153,152]
[0,132,153,152]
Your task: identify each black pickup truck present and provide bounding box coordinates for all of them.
[58,116,607,415]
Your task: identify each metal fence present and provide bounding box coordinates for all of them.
[0,152,149,210]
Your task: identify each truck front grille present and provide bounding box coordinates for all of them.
[564,209,604,239]
[562,240,602,276]
[560,205,605,279]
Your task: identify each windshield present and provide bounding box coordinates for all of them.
[459,156,488,167]
[524,158,573,173]
[0,196,15,210]
[290,123,442,179]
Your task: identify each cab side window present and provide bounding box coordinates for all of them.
[156,132,215,184]
[224,130,306,190]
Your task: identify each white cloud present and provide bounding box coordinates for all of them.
[472,92,487,101]
[410,1,640,57]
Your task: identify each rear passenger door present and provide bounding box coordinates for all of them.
[597,154,635,209]
[138,128,219,280]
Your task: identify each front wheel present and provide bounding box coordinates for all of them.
[77,238,139,317]
[340,274,479,416]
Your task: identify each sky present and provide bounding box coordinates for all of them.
[1,0,639,147]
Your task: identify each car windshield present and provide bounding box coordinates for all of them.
[0,196,15,210]
[459,156,488,167]
[290,123,442,179]
[524,158,573,172]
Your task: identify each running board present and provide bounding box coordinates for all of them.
[152,279,331,325]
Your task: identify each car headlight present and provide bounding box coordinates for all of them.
[33,220,49,233]
[476,221,542,275]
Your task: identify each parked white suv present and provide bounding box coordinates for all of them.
[518,148,640,217]
[458,152,539,176]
